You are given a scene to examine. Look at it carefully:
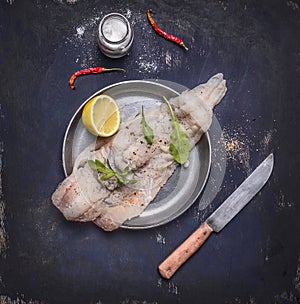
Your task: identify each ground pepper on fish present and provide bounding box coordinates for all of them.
[52,74,227,231]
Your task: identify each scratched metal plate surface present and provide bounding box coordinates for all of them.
[62,80,211,229]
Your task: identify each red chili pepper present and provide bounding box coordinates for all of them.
[69,66,125,89]
[147,9,188,51]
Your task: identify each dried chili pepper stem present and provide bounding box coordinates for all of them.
[147,9,188,51]
[69,66,125,89]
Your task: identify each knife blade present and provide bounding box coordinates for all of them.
[158,153,274,279]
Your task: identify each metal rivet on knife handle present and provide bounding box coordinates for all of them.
[158,222,213,279]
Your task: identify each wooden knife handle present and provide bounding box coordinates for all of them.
[158,222,213,279]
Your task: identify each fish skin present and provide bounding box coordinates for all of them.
[51,74,227,231]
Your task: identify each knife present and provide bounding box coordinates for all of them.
[158,153,274,279]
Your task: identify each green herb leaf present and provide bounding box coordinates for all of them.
[163,96,191,164]
[88,159,98,171]
[88,159,136,184]
[141,106,154,145]
[100,172,115,181]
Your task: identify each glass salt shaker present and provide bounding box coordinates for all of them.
[98,13,134,58]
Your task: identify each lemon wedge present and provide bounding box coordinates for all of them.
[82,94,120,137]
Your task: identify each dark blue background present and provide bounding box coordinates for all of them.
[0,0,299,303]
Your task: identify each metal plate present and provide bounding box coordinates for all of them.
[62,80,211,229]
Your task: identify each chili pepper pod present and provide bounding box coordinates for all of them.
[147,9,188,51]
[69,67,125,89]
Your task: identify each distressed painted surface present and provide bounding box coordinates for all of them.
[0,141,7,257]
[0,0,299,303]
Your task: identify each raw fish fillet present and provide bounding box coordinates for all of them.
[52,74,227,231]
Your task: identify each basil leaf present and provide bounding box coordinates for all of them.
[89,159,110,175]
[121,166,129,176]
[141,106,154,145]
[88,159,136,184]
[88,160,98,171]
[96,160,112,174]
[100,172,115,180]
[163,96,191,164]
[106,160,125,183]
[115,173,125,184]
